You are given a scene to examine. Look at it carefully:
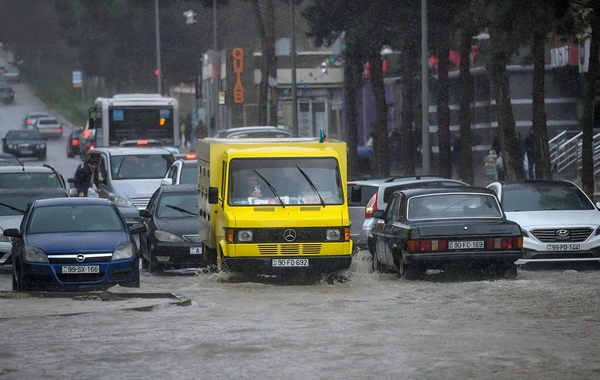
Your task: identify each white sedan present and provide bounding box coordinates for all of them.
[488,180,600,265]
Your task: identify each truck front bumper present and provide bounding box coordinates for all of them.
[223,255,352,275]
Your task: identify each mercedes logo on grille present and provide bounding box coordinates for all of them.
[556,229,570,237]
[283,229,297,242]
[76,254,85,263]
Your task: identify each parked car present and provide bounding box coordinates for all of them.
[68,148,176,226]
[34,116,63,139]
[139,184,204,273]
[119,139,164,148]
[0,153,21,166]
[0,164,67,190]
[2,65,20,83]
[4,197,146,291]
[0,188,70,266]
[2,129,47,160]
[161,158,198,186]
[487,180,600,266]
[66,127,83,158]
[370,187,523,279]
[347,176,468,251]
[22,111,50,129]
[0,84,14,104]
[212,126,294,138]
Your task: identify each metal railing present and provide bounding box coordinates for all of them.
[549,129,600,178]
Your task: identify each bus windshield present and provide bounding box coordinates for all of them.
[108,106,175,146]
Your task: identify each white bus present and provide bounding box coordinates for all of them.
[80,94,180,155]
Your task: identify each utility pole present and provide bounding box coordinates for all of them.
[213,0,219,132]
[291,0,298,135]
[154,0,162,95]
[421,0,430,174]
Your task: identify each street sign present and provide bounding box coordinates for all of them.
[72,70,83,88]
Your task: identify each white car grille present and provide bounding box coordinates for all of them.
[531,228,592,243]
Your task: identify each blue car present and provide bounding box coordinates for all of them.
[4,197,146,291]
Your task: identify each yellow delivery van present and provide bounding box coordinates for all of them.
[197,137,353,275]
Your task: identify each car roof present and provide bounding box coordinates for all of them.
[348,175,456,186]
[0,165,57,174]
[34,197,112,207]
[159,184,197,194]
[90,147,174,156]
[494,179,577,188]
[399,186,496,198]
[0,187,69,196]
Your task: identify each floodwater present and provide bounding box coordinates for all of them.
[1,251,599,380]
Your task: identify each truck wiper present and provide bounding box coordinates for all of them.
[253,169,285,208]
[295,165,325,207]
[0,202,26,214]
[165,205,198,216]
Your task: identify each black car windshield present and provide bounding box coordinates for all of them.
[28,205,123,233]
[157,193,198,217]
[0,173,62,189]
[228,157,344,206]
[408,193,503,220]
[7,130,42,140]
[502,183,595,211]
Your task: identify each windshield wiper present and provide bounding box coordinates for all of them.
[0,202,27,214]
[165,205,197,216]
[295,165,325,207]
[253,169,285,208]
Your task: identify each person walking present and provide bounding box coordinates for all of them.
[195,119,208,140]
[74,153,101,197]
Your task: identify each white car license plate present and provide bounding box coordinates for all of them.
[272,258,309,267]
[61,265,100,274]
[547,244,580,251]
[190,247,202,254]
[449,241,484,249]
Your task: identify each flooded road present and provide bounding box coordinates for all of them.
[1,252,599,380]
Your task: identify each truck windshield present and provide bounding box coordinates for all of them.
[228,157,344,206]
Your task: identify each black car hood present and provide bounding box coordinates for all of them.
[415,219,518,238]
[156,217,198,234]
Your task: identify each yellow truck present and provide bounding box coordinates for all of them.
[197,137,353,275]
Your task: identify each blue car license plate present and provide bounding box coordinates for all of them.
[61,265,100,274]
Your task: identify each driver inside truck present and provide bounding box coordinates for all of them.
[235,173,263,198]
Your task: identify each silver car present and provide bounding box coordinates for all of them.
[347,176,468,251]
[488,180,600,266]
[34,116,63,139]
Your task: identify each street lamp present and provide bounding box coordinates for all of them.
[291,0,298,135]
[213,0,219,132]
[421,0,430,174]
[154,0,162,94]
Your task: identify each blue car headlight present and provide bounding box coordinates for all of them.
[154,230,183,242]
[109,195,133,207]
[24,246,49,263]
[112,243,135,261]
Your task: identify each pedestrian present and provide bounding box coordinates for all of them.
[496,151,506,181]
[195,118,208,140]
[485,149,498,184]
[179,121,187,148]
[74,153,101,197]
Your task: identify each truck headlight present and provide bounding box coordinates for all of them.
[24,246,49,263]
[154,230,183,242]
[112,243,135,261]
[326,229,341,241]
[238,230,253,242]
[109,195,133,207]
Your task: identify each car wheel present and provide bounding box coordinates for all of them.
[203,244,217,266]
[398,256,416,280]
[372,250,381,273]
[503,263,518,279]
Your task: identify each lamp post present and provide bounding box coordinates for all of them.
[291,0,298,135]
[213,0,219,132]
[154,0,162,95]
[421,0,430,174]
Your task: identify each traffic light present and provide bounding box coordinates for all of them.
[195,75,202,99]
[154,69,160,76]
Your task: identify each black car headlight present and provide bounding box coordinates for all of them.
[154,230,184,242]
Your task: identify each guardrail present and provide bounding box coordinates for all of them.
[549,129,600,178]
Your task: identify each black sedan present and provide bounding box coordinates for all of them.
[0,153,21,166]
[370,187,523,279]
[139,184,205,273]
[66,127,83,158]
[2,129,47,160]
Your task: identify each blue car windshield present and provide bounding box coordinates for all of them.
[28,205,124,233]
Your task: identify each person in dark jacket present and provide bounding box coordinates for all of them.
[74,153,101,197]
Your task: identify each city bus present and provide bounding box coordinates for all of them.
[79,94,179,156]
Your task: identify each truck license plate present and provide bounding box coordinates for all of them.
[61,265,100,274]
[272,258,309,267]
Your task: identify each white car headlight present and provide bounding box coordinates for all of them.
[24,246,49,263]
[326,229,341,241]
[112,243,135,261]
[109,195,133,207]
[237,230,253,242]
[154,230,183,242]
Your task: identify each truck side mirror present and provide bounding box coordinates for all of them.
[208,186,219,204]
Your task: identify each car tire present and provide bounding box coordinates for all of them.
[503,263,518,279]
[203,244,217,266]
[398,256,417,280]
